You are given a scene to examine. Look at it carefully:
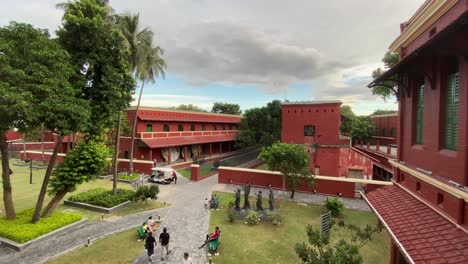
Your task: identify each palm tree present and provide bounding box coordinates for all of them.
[118,13,166,176]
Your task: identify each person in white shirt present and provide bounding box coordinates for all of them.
[182,252,193,264]
[147,216,156,233]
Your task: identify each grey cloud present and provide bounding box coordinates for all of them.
[164,20,345,91]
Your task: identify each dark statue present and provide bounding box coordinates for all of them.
[268,186,274,211]
[256,191,263,211]
[243,182,251,210]
[234,189,241,210]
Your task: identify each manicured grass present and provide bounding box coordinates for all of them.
[177,161,217,180]
[0,159,133,216]
[253,163,270,171]
[46,229,145,264]
[209,192,390,264]
[0,208,82,243]
[177,168,191,179]
[117,173,139,180]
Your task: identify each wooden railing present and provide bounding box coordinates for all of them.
[139,130,239,139]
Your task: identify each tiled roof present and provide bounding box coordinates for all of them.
[364,185,468,264]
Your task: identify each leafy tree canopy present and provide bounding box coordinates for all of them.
[340,105,356,134]
[258,142,313,198]
[211,102,242,115]
[371,51,399,101]
[171,104,207,112]
[236,100,282,148]
[57,0,135,137]
[349,116,376,140]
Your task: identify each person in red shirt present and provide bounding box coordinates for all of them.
[199,226,220,249]
[172,171,177,184]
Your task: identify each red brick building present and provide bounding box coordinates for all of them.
[119,107,241,164]
[281,101,374,180]
[366,1,468,263]
[371,113,398,146]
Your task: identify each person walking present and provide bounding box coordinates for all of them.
[145,232,157,263]
[172,170,177,184]
[159,227,172,260]
[182,252,194,264]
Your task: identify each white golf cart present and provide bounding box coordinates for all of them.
[148,167,175,184]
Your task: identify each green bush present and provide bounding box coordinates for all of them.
[245,210,260,225]
[133,185,159,204]
[68,188,135,208]
[0,209,82,243]
[267,210,282,226]
[117,173,139,180]
[324,197,344,216]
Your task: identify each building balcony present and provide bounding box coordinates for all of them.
[137,130,239,148]
[355,143,397,158]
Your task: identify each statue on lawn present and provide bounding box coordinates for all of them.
[256,190,263,211]
[243,182,251,210]
[268,186,274,211]
[209,194,219,209]
[234,188,241,210]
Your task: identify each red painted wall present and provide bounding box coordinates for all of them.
[399,39,468,185]
[218,168,356,199]
[20,151,66,163]
[339,148,374,178]
[281,102,342,145]
[11,142,56,151]
[371,114,398,145]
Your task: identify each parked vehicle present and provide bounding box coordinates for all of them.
[148,167,175,184]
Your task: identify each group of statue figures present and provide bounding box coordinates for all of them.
[234,182,274,211]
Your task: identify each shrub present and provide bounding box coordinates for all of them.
[134,185,159,204]
[267,210,282,226]
[225,200,236,223]
[0,209,82,243]
[245,210,260,225]
[324,197,344,216]
[68,188,135,208]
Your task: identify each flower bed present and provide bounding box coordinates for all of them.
[0,209,82,243]
[68,188,135,208]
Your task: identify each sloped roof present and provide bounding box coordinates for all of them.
[364,185,468,263]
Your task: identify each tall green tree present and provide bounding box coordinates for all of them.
[42,140,110,217]
[119,13,166,176]
[211,102,242,115]
[30,0,135,221]
[0,22,87,220]
[237,100,282,147]
[340,105,356,135]
[371,51,399,101]
[258,143,313,198]
[172,104,206,112]
[349,116,376,141]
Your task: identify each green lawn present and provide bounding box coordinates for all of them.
[46,229,144,264]
[253,163,270,171]
[0,159,165,221]
[209,192,390,264]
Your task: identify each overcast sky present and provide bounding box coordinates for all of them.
[0,0,426,115]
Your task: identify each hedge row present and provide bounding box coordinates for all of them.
[0,209,82,243]
[68,188,135,208]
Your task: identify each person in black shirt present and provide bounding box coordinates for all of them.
[145,232,156,263]
[159,227,172,260]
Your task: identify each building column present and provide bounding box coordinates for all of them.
[209,143,212,156]
[228,142,231,152]
[198,145,201,159]
[219,142,222,154]
[184,146,188,162]
[149,148,153,162]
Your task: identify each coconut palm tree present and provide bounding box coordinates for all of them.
[117,13,166,176]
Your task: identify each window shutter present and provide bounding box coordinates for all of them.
[444,72,459,150]
[415,85,424,144]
